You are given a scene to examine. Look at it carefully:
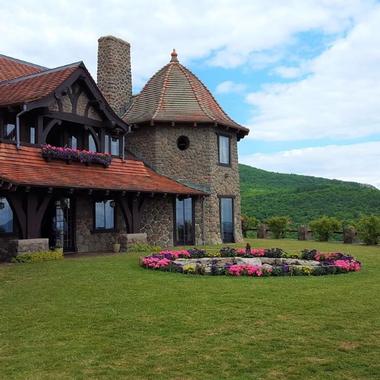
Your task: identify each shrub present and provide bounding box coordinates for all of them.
[310,216,341,241]
[129,243,162,253]
[356,215,380,245]
[241,215,258,238]
[267,216,290,239]
[12,250,63,263]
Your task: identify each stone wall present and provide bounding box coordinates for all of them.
[139,196,174,248]
[97,36,132,116]
[126,123,243,245]
[75,196,127,252]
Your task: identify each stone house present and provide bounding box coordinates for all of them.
[0,36,249,257]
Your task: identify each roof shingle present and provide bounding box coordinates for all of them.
[0,144,205,195]
[123,50,249,136]
[0,54,46,81]
[0,63,80,107]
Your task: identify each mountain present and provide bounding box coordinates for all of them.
[239,164,380,225]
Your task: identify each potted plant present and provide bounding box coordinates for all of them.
[113,236,121,253]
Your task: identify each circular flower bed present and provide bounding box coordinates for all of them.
[140,246,361,277]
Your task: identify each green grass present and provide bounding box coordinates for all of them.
[1,239,380,379]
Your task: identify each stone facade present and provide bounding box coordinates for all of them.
[74,195,175,252]
[97,36,132,116]
[126,124,243,245]
[75,196,127,252]
[140,196,174,247]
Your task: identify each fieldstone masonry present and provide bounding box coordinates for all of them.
[126,124,243,245]
[97,36,132,116]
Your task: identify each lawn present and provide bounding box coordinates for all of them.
[1,239,379,380]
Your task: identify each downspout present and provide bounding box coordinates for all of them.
[16,104,28,150]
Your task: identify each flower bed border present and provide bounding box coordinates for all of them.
[140,247,362,277]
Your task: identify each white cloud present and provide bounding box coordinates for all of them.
[215,81,246,94]
[246,5,380,141]
[240,141,380,188]
[0,0,375,89]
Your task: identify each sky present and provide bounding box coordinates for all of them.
[1,0,379,188]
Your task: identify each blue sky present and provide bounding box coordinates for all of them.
[1,0,379,187]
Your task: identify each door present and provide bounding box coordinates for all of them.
[54,198,75,252]
[220,197,234,243]
[175,197,194,245]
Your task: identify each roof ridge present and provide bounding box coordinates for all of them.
[152,62,174,120]
[176,62,215,123]
[0,53,48,70]
[0,61,83,86]
[180,63,241,127]
[122,63,170,120]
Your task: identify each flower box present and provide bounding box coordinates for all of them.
[41,145,112,167]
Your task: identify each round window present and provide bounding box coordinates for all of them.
[177,136,190,151]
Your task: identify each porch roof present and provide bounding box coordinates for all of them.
[0,144,205,196]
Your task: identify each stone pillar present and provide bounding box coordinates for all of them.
[298,225,311,241]
[257,224,268,239]
[97,35,132,116]
[343,227,356,244]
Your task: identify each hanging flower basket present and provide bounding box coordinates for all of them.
[41,145,112,167]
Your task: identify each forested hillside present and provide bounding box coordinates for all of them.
[239,164,380,225]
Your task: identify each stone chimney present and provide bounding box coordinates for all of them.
[97,35,132,116]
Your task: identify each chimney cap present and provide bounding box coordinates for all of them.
[98,35,130,46]
[170,49,178,62]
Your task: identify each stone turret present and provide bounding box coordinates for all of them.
[124,50,249,245]
[97,35,132,116]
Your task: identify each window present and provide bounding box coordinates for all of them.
[110,137,120,156]
[218,135,230,165]
[29,126,36,144]
[88,134,97,152]
[4,124,15,141]
[104,135,110,154]
[95,200,115,230]
[69,135,78,150]
[220,197,234,243]
[0,198,13,234]
[177,136,190,151]
[175,197,194,245]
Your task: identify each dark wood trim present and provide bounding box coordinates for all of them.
[43,111,106,129]
[42,118,62,143]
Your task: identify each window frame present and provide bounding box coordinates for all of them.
[29,126,36,144]
[219,195,235,243]
[173,196,195,246]
[217,133,231,167]
[104,134,121,157]
[93,199,117,233]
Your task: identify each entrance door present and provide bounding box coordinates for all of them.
[175,197,194,245]
[55,198,75,252]
[220,197,234,243]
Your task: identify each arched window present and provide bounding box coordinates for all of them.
[0,198,13,234]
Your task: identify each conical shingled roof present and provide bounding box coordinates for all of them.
[123,50,249,137]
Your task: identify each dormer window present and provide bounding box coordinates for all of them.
[218,134,231,166]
